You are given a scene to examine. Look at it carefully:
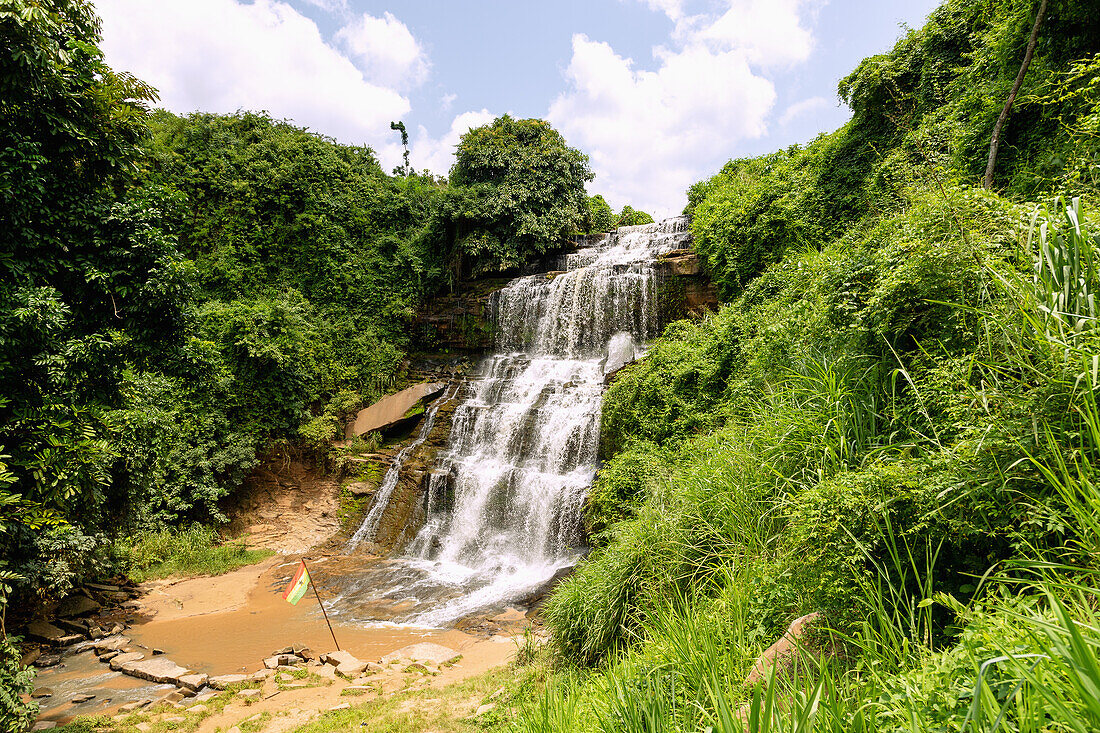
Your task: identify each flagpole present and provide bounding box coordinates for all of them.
[302,558,340,651]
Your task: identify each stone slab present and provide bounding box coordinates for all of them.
[379,642,460,666]
[109,652,145,670]
[57,594,101,618]
[178,673,208,691]
[208,674,248,690]
[120,656,191,686]
[26,621,68,644]
[345,382,444,439]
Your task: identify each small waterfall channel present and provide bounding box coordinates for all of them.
[334,217,692,626]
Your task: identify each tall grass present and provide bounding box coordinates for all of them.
[518,201,1100,733]
[124,526,272,582]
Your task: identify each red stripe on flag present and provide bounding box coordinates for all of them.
[282,561,307,600]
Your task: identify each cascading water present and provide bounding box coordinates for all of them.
[332,216,692,626]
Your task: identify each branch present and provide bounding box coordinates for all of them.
[983,0,1049,189]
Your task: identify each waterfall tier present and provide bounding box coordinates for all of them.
[333,216,691,626]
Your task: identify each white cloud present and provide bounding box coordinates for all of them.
[301,0,347,13]
[779,95,830,125]
[441,93,458,111]
[699,0,813,66]
[411,109,498,176]
[335,11,429,89]
[97,0,410,155]
[635,0,685,22]
[550,1,816,216]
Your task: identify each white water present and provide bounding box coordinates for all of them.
[339,217,692,626]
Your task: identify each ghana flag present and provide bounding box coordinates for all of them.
[282,561,310,605]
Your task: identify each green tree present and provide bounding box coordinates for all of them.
[617,205,655,227]
[0,0,190,553]
[585,194,618,233]
[443,115,593,274]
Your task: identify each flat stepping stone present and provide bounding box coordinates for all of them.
[178,673,208,691]
[117,656,192,684]
[208,674,248,690]
[109,652,145,670]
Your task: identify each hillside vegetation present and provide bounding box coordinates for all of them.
[0,0,667,640]
[522,0,1100,731]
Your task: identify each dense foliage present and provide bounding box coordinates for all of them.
[0,0,618,613]
[519,1,1100,731]
[428,115,593,276]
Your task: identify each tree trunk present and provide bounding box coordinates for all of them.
[983,0,1049,189]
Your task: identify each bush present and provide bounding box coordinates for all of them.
[0,635,36,733]
[123,526,272,583]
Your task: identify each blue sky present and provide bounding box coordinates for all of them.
[97,0,940,217]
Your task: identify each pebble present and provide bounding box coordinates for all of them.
[329,703,350,711]
[32,722,57,731]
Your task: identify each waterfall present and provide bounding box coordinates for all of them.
[335,216,691,626]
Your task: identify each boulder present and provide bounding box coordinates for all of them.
[744,612,821,686]
[92,635,131,653]
[33,654,62,668]
[336,659,367,677]
[26,621,68,644]
[345,382,445,439]
[346,482,375,497]
[31,688,53,699]
[380,642,460,666]
[55,618,88,635]
[71,694,96,704]
[85,583,121,593]
[32,723,57,731]
[264,653,297,669]
[237,689,262,700]
[321,650,358,667]
[57,594,101,618]
[474,703,497,717]
[329,703,350,711]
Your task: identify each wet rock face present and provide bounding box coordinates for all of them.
[361,383,465,555]
[413,278,511,352]
[655,249,718,320]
